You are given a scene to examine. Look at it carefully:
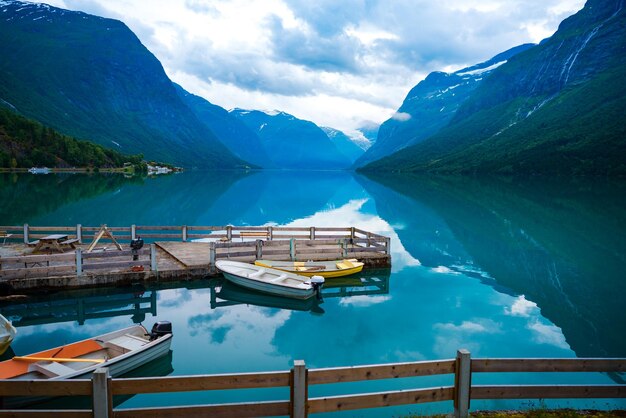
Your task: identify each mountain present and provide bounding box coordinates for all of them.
[0,0,244,168]
[174,84,269,168]
[354,122,379,151]
[363,0,626,175]
[321,127,365,164]
[354,44,534,168]
[230,109,352,169]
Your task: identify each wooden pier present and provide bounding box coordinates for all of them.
[0,225,391,294]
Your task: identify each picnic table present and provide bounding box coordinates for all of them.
[32,234,78,253]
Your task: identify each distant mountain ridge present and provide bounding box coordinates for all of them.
[174,84,270,168]
[0,0,243,168]
[231,109,353,169]
[354,44,534,168]
[321,127,365,164]
[363,0,626,175]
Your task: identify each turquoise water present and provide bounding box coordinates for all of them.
[1,171,625,416]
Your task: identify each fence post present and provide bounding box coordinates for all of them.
[23,224,29,244]
[226,225,232,242]
[342,238,348,258]
[268,226,273,241]
[92,368,111,418]
[256,240,263,259]
[182,225,188,242]
[76,224,82,244]
[350,227,355,242]
[454,349,471,418]
[131,224,136,240]
[291,360,308,418]
[290,238,296,261]
[76,248,83,276]
[209,242,216,273]
[385,237,391,255]
[150,244,157,272]
[309,226,315,241]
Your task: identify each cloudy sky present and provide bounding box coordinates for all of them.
[35,0,584,137]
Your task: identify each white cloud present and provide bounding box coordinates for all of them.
[391,112,412,122]
[33,0,585,132]
[527,320,570,349]
[434,319,502,334]
[504,295,539,317]
[338,295,391,307]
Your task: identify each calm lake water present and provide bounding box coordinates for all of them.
[1,171,625,416]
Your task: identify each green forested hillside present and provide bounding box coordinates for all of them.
[364,64,626,175]
[0,107,144,169]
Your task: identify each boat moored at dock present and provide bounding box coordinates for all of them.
[216,260,324,300]
[254,258,364,278]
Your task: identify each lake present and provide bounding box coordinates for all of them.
[1,171,625,416]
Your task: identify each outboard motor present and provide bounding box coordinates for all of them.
[310,275,325,301]
[130,236,144,261]
[148,320,172,341]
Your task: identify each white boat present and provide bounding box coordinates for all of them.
[28,167,51,174]
[216,260,324,300]
[0,321,172,382]
[0,314,17,355]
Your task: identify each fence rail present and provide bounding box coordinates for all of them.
[0,225,389,251]
[0,351,623,417]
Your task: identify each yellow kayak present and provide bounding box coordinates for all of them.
[254,259,364,278]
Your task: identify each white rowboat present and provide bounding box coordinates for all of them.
[216,260,324,300]
[0,321,172,381]
[0,314,17,355]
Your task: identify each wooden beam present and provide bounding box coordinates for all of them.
[454,349,471,418]
[472,358,626,373]
[114,401,290,418]
[0,379,92,396]
[471,385,626,399]
[308,386,454,413]
[309,359,455,385]
[111,371,290,395]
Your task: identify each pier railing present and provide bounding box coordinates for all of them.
[0,350,623,417]
[0,246,155,280]
[0,225,390,253]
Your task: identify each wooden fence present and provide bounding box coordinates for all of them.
[0,225,390,252]
[0,246,155,280]
[0,350,623,417]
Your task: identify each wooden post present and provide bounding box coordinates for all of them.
[385,237,391,254]
[131,224,136,240]
[291,360,308,418]
[76,248,83,276]
[268,226,273,241]
[256,240,263,259]
[92,368,111,418]
[23,224,29,244]
[350,227,355,242]
[150,244,157,272]
[209,242,216,273]
[290,238,296,261]
[182,225,188,242]
[454,349,471,418]
[342,239,348,258]
[76,224,82,244]
[226,225,232,242]
[309,226,315,241]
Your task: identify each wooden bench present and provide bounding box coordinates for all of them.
[61,238,80,249]
[239,231,270,241]
[0,231,13,245]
